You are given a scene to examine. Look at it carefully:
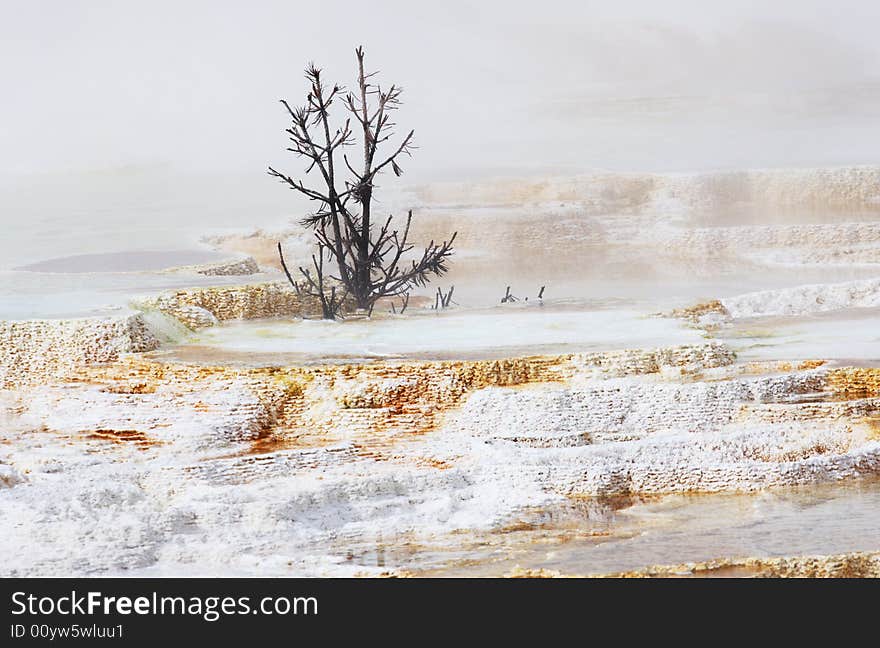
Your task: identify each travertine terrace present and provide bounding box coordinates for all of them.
[3,320,880,576]
[0,315,159,388]
[4,166,880,576]
[139,281,324,330]
[507,551,880,578]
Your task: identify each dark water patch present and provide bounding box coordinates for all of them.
[15,249,225,273]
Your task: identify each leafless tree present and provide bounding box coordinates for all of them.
[269,47,456,318]
[432,286,455,310]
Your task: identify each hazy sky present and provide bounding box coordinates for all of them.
[3,0,880,181]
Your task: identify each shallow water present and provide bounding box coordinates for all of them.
[722,307,880,364]
[165,302,705,364]
[0,268,267,320]
[361,476,880,576]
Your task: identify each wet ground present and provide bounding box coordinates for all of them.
[162,302,705,365]
[720,307,880,365]
[341,476,880,576]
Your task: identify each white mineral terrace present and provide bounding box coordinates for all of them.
[3,166,880,576]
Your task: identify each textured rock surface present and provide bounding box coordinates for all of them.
[3,337,880,576]
[139,281,325,329]
[507,551,880,578]
[55,342,737,446]
[668,275,880,327]
[722,277,880,319]
[195,256,260,276]
[161,256,262,276]
[0,315,159,388]
[13,342,880,496]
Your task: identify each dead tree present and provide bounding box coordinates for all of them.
[269,47,456,319]
[390,292,410,315]
[431,286,455,310]
[442,285,455,308]
[501,286,518,303]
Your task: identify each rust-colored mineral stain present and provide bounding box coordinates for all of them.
[351,443,392,463]
[245,433,332,455]
[862,417,880,440]
[684,565,764,578]
[83,428,159,450]
[827,367,880,399]
[497,521,539,534]
[669,299,729,322]
[413,457,453,470]
[101,381,157,394]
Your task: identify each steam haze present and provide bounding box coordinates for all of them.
[3,0,880,181]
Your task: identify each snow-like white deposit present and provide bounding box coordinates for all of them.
[722,277,880,319]
[0,417,557,576]
[2,347,878,576]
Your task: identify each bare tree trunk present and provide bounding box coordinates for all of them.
[355,47,373,310]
